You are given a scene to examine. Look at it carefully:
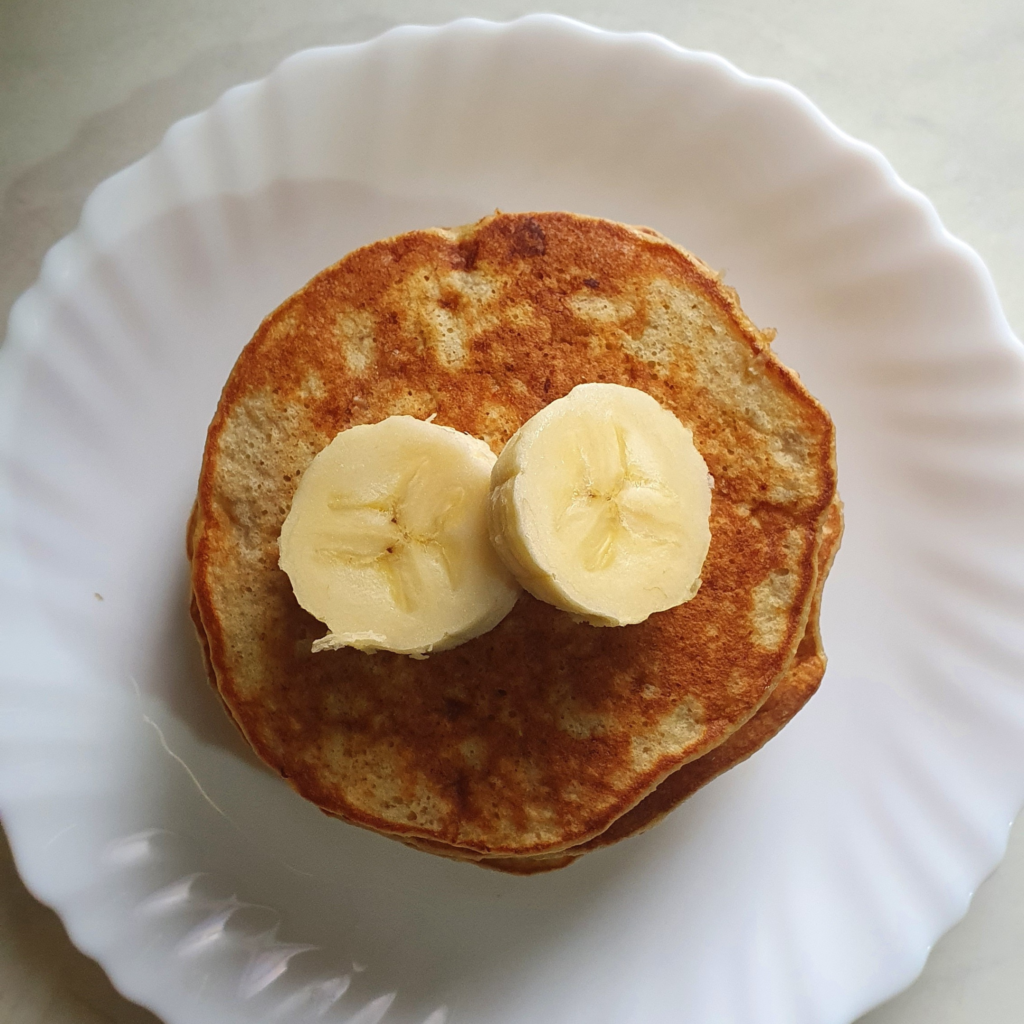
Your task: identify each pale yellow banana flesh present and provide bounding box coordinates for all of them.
[488,383,712,626]
[279,416,521,656]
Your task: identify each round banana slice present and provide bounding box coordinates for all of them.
[488,383,712,627]
[279,416,521,657]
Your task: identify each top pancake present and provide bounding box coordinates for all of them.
[190,212,837,857]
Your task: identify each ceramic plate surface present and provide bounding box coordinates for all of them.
[2,15,1024,1024]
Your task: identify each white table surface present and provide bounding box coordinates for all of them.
[1,2,1022,1023]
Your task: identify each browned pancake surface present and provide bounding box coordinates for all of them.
[190,212,837,856]
[402,497,843,873]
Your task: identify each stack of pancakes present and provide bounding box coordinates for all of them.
[188,212,840,873]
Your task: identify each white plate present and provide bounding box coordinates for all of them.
[2,15,1024,1024]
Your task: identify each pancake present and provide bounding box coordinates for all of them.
[408,497,842,873]
[189,211,837,858]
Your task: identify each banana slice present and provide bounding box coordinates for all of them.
[279,416,521,657]
[488,383,712,627]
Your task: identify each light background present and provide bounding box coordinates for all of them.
[1,2,1022,1023]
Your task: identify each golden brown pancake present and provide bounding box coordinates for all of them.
[189,212,837,858]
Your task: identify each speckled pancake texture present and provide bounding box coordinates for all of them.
[189,211,838,859]
[404,497,842,873]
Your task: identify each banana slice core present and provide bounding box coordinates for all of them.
[488,383,712,626]
[280,416,521,656]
